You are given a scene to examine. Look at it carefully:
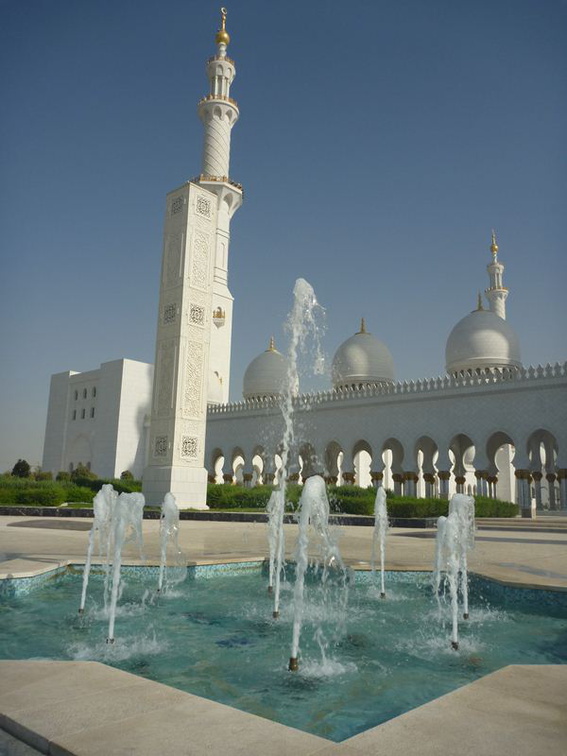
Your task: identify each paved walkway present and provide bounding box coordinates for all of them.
[1,514,566,755]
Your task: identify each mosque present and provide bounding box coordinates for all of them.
[42,10,567,515]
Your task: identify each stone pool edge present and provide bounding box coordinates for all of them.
[1,661,566,756]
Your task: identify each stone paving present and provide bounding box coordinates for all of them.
[0,513,566,755]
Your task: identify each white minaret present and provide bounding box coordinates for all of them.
[485,230,508,319]
[143,9,242,509]
[197,7,243,404]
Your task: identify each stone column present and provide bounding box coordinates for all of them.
[487,475,498,498]
[454,475,466,494]
[515,469,534,518]
[403,472,418,497]
[474,470,487,497]
[423,472,435,498]
[370,471,384,489]
[392,473,403,497]
[531,471,543,511]
[546,473,557,510]
[342,471,356,486]
[437,471,450,500]
[242,472,253,488]
[223,472,233,485]
[557,469,567,511]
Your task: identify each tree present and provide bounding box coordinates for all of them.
[12,459,31,478]
[70,463,97,481]
[120,470,134,480]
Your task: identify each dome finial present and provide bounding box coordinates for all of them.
[267,336,276,352]
[490,229,498,257]
[476,292,484,311]
[357,317,367,334]
[215,7,230,47]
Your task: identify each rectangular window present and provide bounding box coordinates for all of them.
[90,407,95,418]
[72,410,77,420]
[81,409,86,419]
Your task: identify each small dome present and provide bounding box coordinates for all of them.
[332,320,395,390]
[445,308,522,375]
[243,338,287,400]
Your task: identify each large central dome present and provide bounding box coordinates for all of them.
[332,320,395,390]
[445,307,522,375]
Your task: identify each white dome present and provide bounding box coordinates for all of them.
[243,339,287,400]
[332,321,395,389]
[445,308,522,375]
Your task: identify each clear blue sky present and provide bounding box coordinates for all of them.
[1,0,566,472]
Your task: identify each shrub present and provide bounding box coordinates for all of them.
[64,485,95,504]
[16,488,61,506]
[34,471,53,481]
[56,471,71,482]
[70,464,97,481]
[120,470,134,480]
[12,459,31,478]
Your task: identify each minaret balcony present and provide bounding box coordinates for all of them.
[207,54,235,66]
[189,174,244,196]
[198,94,239,108]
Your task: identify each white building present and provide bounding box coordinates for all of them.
[42,359,153,479]
[42,13,567,514]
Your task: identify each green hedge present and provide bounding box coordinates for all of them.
[0,477,141,506]
[205,484,518,518]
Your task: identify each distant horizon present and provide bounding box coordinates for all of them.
[1,0,566,472]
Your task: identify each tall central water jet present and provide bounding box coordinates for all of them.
[270,278,325,619]
[371,486,389,598]
[433,493,475,650]
[288,474,347,671]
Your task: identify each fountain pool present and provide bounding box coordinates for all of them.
[1,563,566,742]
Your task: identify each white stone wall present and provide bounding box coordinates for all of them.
[42,359,153,479]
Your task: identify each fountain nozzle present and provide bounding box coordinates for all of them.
[106,637,115,645]
[380,592,386,599]
[272,610,279,619]
[463,612,469,620]
[451,640,459,651]
[267,585,273,594]
[78,608,84,615]
[288,657,299,671]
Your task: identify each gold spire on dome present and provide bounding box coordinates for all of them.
[267,336,276,352]
[476,292,484,311]
[357,318,367,334]
[215,7,230,46]
[490,229,499,256]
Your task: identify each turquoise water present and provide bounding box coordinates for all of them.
[1,564,566,742]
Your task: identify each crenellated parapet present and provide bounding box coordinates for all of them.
[207,361,567,417]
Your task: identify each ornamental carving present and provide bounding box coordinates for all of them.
[163,303,177,325]
[196,195,211,218]
[171,196,184,214]
[189,304,205,326]
[190,231,209,290]
[184,340,204,417]
[165,233,182,286]
[181,436,199,458]
[157,341,176,415]
[154,436,168,457]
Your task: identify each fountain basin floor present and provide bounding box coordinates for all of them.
[1,564,566,744]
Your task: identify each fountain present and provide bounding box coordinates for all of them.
[433,493,475,649]
[106,491,145,643]
[79,483,117,614]
[270,278,325,619]
[157,492,184,593]
[371,485,389,598]
[288,474,347,671]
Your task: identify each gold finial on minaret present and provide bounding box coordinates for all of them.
[490,229,498,256]
[268,336,276,352]
[476,292,484,311]
[215,7,230,46]
[357,317,367,334]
